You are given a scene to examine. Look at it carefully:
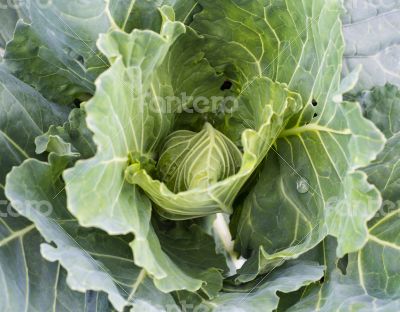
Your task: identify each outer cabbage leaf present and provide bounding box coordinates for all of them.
[287,185,400,311]
[3,0,113,104]
[0,222,111,312]
[5,159,181,312]
[285,87,400,311]
[64,10,227,294]
[191,0,343,105]
[174,261,324,312]
[0,0,27,49]
[110,0,200,32]
[343,0,400,90]
[205,261,324,312]
[64,8,184,235]
[226,0,386,280]
[234,100,384,278]
[35,107,96,173]
[0,69,109,311]
[3,0,201,101]
[359,83,400,139]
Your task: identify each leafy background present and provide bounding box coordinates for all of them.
[0,0,400,311]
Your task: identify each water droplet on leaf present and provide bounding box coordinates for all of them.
[296,178,309,194]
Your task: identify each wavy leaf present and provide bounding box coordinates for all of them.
[63,11,226,294]
[176,261,324,312]
[285,100,400,311]
[5,159,181,312]
[228,0,387,280]
[35,107,96,174]
[0,69,108,311]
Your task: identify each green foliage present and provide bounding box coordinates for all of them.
[1,1,399,311]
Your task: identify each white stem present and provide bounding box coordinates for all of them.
[213,213,244,271]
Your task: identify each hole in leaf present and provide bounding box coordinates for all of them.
[220,80,233,91]
[338,254,348,274]
[313,113,318,118]
[73,99,81,108]
[77,55,84,65]
[312,99,318,106]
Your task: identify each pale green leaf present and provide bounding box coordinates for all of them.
[127,78,301,219]
[35,107,96,174]
[226,0,386,280]
[64,16,185,233]
[156,123,242,192]
[0,69,108,311]
[5,159,180,312]
[63,13,226,294]
[286,115,400,311]
[343,0,400,90]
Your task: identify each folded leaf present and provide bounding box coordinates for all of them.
[156,123,242,192]
[127,78,301,219]
[35,107,96,173]
[177,261,324,312]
